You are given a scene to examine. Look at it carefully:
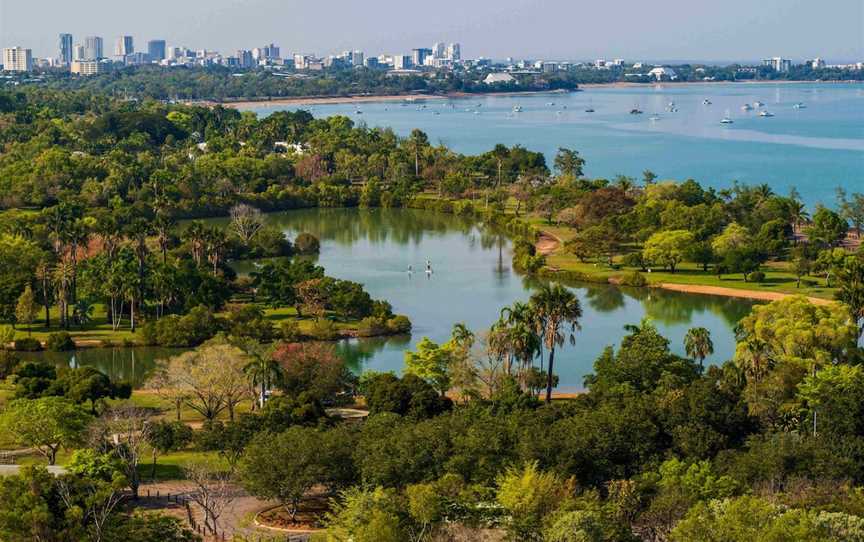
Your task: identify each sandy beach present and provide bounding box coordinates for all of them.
[657,283,833,305]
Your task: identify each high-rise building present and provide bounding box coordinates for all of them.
[432,42,446,59]
[58,33,73,65]
[412,48,432,67]
[762,57,791,72]
[73,44,85,61]
[148,40,166,61]
[115,35,134,58]
[393,54,412,70]
[236,49,253,68]
[84,36,103,60]
[351,50,364,67]
[446,43,461,61]
[2,47,33,72]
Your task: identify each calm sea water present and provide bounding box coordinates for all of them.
[244,82,864,207]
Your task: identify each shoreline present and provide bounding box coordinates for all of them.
[535,230,834,306]
[214,79,859,108]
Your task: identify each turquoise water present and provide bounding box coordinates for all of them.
[228,208,756,393]
[244,82,864,207]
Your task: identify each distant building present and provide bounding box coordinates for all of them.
[432,42,446,59]
[393,54,412,70]
[84,36,103,60]
[2,47,33,72]
[124,52,149,65]
[483,72,515,84]
[762,57,791,72]
[351,50,364,66]
[446,43,461,61]
[148,40,166,61]
[58,33,73,65]
[71,59,107,76]
[810,57,825,69]
[648,66,677,80]
[73,44,85,61]
[364,57,379,69]
[594,59,607,68]
[236,49,253,68]
[412,48,432,67]
[115,36,134,58]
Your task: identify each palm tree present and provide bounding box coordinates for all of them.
[529,284,582,403]
[499,302,542,383]
[684,327,714,369]
[243,347,284,408]
[183,221,207,266]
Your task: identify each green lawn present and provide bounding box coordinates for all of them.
[546,253,836,300]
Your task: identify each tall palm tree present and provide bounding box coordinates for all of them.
[499,301,542,383]
[183,221,207,266]
[243,347,284,408]
[529,284,582,403]
[684,327,714,369]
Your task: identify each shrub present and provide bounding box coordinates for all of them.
[748,271,766,283]
[357,317,388,338]
[279,320,302,342]
[386,315,412,334]
[0,350,20,379]
[227,304,277,341]
[621,271,648,287]
[307,319,339,341]
[13,337,42,351]
[294,232,320,254]
[46,332,75,352]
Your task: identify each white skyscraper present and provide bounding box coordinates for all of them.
[446,43,461,61]
[84,36,103,60]
[115,36,134,58]
[3,47,33,72]
[432,42,446,59]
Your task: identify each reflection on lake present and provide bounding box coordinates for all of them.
[220,208,756,392]
[28,347,185,387]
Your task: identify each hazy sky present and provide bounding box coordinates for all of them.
[2,0,862,62]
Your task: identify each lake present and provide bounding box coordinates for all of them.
[226,207,756,393]
[38,208,754,391]
[242,82,864,207]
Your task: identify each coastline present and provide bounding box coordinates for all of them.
[213,79,858,108]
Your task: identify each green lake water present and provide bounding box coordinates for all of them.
[35,208,756,392]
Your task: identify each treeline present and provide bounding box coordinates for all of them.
[9,64,578,101]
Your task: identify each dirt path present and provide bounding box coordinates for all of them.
[659,283,833,305]
[535,232,561,256]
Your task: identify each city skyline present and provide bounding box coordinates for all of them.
[1,0,862,63]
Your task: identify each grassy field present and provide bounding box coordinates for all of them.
[11,303,376,346]
[546,252,836,300]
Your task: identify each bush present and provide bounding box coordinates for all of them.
[307,319,339,341]
[46,332,75,352]
[386,315,412,334]
[141,306,226,347]
[0,350,20,379]
[294,232,320,254]
[357,317,388,338]
[279,320,302,342]
[13,337,42,351]
[620,271,648,287]
[748,271,766,283]
[227,305,277,341]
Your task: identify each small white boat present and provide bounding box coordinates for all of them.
[512,105,523,112]
[703,99,712,105]
[649,114,661,121]
[753,101,765,107]
[793,102,806,109]
[720,117,734,124]
[758,110,774,117]
[741,103,753,111]
[355,110,363,114]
